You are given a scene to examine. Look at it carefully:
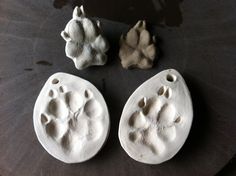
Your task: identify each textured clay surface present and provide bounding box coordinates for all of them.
[61,6,109,70]
[1,0,236,174]
[119,20,156,69]
[33,73,110,163]
[119,69,193,164]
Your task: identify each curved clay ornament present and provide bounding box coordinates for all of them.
[33,73,110,163]
[61,6,109,70]
[118,69,193,164]
[119,20,156,69]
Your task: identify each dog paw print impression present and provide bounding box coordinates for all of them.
[61,6,109,70]
[33,73,110,163]
[119,69,193,164]
[119,20,156,69]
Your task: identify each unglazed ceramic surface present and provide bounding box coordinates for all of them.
[119,20,156,69]
[61,6,109,70]
[33,73,110,163]
[119,69,193,164]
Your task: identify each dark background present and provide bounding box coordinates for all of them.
[0,0,236,175]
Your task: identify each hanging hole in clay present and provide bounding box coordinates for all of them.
[52,78,59,84]
[166,74,176,82]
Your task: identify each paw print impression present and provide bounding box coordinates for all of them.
[61,6,109,70]
[34,73,110,163]
[42,88,103,151]
[128,84,181,156]
[119,20,156,69]
[119,69,193,164]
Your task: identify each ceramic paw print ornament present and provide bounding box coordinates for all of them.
[61,6,109,70]
[119,20,156,69]
[118,69,193,164]
[33,73,110,163]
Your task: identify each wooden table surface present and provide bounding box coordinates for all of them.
[0,0,236,175]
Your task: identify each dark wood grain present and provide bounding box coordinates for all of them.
[0,0,236,175]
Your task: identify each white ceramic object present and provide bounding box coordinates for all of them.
[118,69,193,164]
[33,73,110,163]
[61,6,109,70]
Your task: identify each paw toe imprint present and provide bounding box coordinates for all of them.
[84,99,102,118]
[60,130,72,152]
[142,129,158,154]
[47,99,68,119]
[129,112,148,129]
[157,103,176,124]
[129,132,142,142]
[158,126,176,142]
[65,91,83,113]
[45,120,58,138]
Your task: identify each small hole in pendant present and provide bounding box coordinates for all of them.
[52,78,59,84]
[166,74,176,82]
